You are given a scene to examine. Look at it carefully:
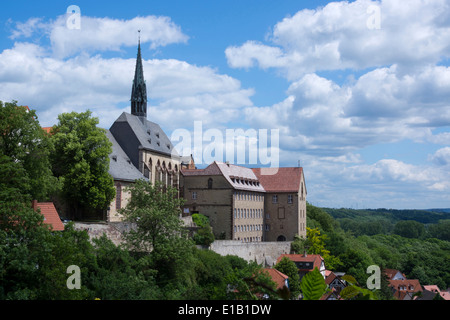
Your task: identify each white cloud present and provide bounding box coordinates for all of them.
[9,15,189,59]
[1,12,254,131]
[429,147,450,166]
[226,0,450,80]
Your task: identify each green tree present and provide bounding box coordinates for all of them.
[120,180,195,289]
[300,267,328,300]
[50,110,115,215]
[393,220,425,239]
[275,256,301,299]
[294,227,342,270]
[0,101,58,201]
[88,234,161,300]
[340,274,378,300]
[306,202,336,233]
[192,213,215,246]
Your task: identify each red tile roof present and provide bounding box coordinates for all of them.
[384,268,406,280]
[263,268,289,290]
[252,167,304,193]
[388,279,422,300]
[277,254,324,271]
[34,201,64,231]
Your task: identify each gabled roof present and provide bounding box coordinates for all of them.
[389,279,423,300]
[277,254,324,271]
[34,202,64,231]
[106,130,147,182]
[111,112,178,157]
[263,268,289,290]
[384,268,406,280]
[252,167,304,193]
[182,161,265,193]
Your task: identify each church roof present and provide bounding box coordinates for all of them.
[112,112,179,158]
[106,129,147,182]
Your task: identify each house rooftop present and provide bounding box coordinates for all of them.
[182,161,265,193]
[252,167,304,193]
[277,253,324,271]
[33,201,64,231]
[263,268,289,290]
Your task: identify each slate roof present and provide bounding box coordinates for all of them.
[252,167,304,193]
[106,129,147,182]
[112,112,178,158]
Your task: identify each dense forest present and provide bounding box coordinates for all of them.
[306,205,450,291]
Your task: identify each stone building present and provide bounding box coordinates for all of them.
[252,167,307,241]
[106,39,182,221]
[181,162,307,242]
[181,161,265,241]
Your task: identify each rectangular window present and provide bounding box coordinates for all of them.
[272,195,278,203]
[115,185,122,210]
[288,194,293,204]
[192,191,197,200]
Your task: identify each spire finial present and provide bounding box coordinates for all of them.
[138,29,141,44]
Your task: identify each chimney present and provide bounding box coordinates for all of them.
[304,250,307,257]
[32,200,38,211]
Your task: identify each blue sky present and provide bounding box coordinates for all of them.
[1,0,450,209]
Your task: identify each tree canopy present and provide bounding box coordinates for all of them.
[50,110,115,215]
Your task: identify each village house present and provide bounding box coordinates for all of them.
[277,253,326,280]
[389,279,423,300]
[325,270,347,294]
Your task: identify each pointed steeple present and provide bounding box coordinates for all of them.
[131,30,147,122]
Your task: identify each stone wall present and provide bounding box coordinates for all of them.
[209,240,292,266]
[73,221,292,267]
[72,221,133,246]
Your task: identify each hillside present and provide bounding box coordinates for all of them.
[305,204,450,291]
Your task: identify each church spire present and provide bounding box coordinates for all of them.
[131,30,147,121]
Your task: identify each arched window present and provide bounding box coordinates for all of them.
[277,235,287,242]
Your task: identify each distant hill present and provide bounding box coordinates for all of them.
[427,208,450,214]
[322,207,450,224]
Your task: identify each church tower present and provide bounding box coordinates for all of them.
[130,31,147,122]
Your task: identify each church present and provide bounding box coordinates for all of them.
[106,38,183,222]
[105,38,307,242]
